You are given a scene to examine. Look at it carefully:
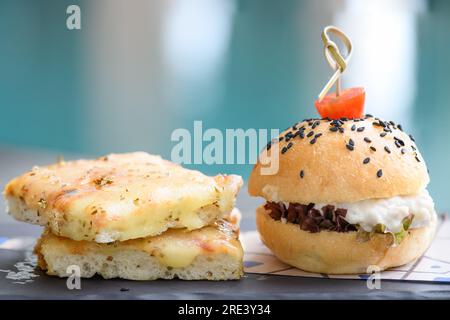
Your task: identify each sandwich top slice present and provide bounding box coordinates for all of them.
[35,210,244,281]
[4,152,242,243]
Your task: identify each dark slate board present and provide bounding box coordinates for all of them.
[1,223,450,300]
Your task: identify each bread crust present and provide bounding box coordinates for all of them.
[249,118,429,203]
[256,206,437,274]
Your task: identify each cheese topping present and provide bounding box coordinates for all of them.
[156,242,202,268]
[314,189,436,233]
[37,219,243,269]
[4,152,243,243]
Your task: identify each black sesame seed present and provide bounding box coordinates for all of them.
[415,156,421,162]
[380,132,387,137]
[365,114,373,118]
[364,137,371,143]
[397,124,403,131]
[329,126,339,132]
[357,127,365,132]
[363,157,370,164]
[384,146,391,154]
[307,131,314,138]
[340,117,348,121]
[401,148,406,154]
[395,140,401,148]
[279,137,284,142]
[299,131,305,139]
[346,144,354,151]
[409,134,415,142]
[377,169,383,178]
[300,170,304,179]
[287,142,293,149]
[310,138,317,144]
[281,147,288,154]
[339,127,344,133]
[315,133,322,138]
[370,146,377,152]
[383,128,391,133]
[331,120,340,126]
[351,125,356,131]
[411,145,416,151]
[349,139,355,146]
[394,137,405,146]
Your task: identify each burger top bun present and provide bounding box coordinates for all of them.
[248,116,429,204]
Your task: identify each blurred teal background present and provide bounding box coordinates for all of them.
[0,0,449,211]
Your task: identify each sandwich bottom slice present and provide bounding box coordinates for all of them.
[34,213,244,281]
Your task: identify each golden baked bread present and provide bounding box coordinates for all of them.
[249,117,428,204]
[36,210,243,280]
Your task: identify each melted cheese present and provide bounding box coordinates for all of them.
[4,152,242,243]
[37,219,243,269]
[156,242,202,268]
[314,189,437,233]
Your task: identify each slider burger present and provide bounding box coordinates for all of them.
[248,115,437,274]
[4,152,244,280]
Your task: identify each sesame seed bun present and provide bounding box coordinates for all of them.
[248,116,429,204]
[256,205,437,274]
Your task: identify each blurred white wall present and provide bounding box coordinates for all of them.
[83,0,167,154]
[82,0,236,156]
[334,0,426,127]
[162,0,236,116]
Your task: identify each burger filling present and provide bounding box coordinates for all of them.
[264,189,436,245]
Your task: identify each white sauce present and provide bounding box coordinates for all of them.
[314,189,436,233]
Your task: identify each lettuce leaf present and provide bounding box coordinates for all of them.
[355,214,414,247]
[393,229,406,245]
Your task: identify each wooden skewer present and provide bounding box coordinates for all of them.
[318,26,353,102]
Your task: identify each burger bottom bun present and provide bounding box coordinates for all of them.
[256,206,437,274]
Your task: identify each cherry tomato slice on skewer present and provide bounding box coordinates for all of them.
[314,87,365,119]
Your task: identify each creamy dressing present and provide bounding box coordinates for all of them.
[313,189,436,233]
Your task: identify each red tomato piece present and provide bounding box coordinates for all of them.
[315,87,365,119]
